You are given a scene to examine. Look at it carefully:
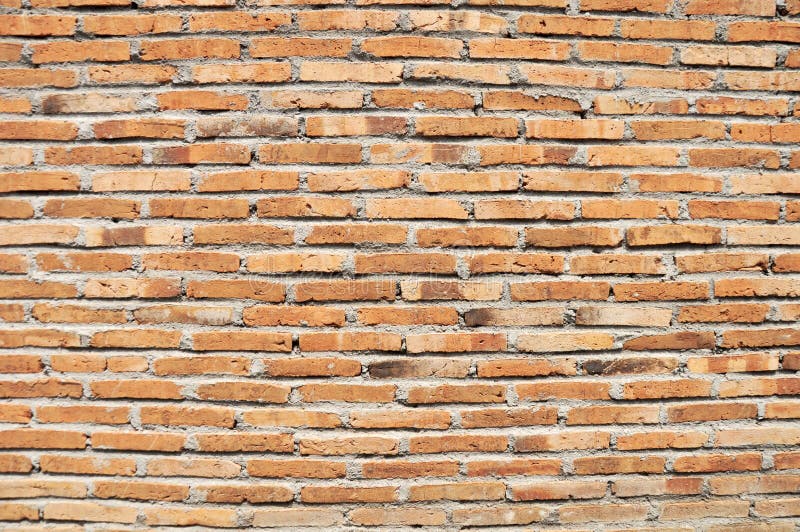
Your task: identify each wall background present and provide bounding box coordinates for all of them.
[1,0,800,529]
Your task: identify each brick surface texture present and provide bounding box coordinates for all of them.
[1,0,800,529]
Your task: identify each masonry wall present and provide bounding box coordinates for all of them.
[0,0,799,529]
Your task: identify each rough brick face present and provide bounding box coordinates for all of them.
[0,0,798,530]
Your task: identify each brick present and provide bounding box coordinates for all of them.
[157,90,247,111]
[574,456,665,474]
[627,225,721,246]
[299,437,398,456]
[661,500,750,520]
[468,254,564,274]
[568,404,660,424]
[0,479,85,502]
[372,89,474,109]
[0,15,76,36]
[617,431,707,450]
[44,198,140,219]
[416,116,518,137]
[298,10,397,31]
[0,429,86,449]
[367,198,468,219]
[686,0,774,15]
[516,431,610,451]
[32,41,129,64]
[410,62,511,84]
[349,508,446,526]
[484,91,581,111]
[46,145,142,165]
[302,486,396,503]
[466,459,560,477]
[577,41,673,64]
[369,358,470,379]
[300,62,402,83]
[300,332,400,352]
[587,145,680,166]
[461,406,558,427]
[475,199,574,220]
[196,433,293,453]
[576,306,671,326]
[581,0,671,11]
[517,381,611,402]
[244,409,340,428]
[350,409,450,429]
[470,38,569,60]
[251,509,344,528]
[689,148,780,168]
[364,36,461,58]
[480,144,577,166]
[38,405,128,425]
[144,507,237,527]
[407,384,506,404]
[408,10,507,32]
[0,95,30,113]
[682,45,776,67]
[0,121,78,140]
[0,68,77,88]
[0,203,48,224]
[613,477,703,498]
[253,38,351,59]
[192,63,290,84]
[561,503,650,523]
[248,459,344,479]
[668,402,758,422]
[408,482,504,501]
[624,379,712,399]
[522,64,616,88]
[512,281,610,301]
[198,483,292,503]
[526,226,622,247]
[244,306,345,328]
[44,502,137,524]
[83,15,182,35]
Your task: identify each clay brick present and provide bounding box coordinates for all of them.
[350,508,446,526]
[484,91,580,111]
[364,36,461,58]
[527,119,623,139]
[577,41,673,64]
[84,15,182,35]
[409,482,504,501]
[192,63,290,84]
[298,10,398,31]
[512,281,610,301]
[516,431,610,451]
[594,95,689,115]
[517,381,611,401]
[475,199,575,220]
[300,437,398,456]
[408,10,507,33]
[410,62,511,84]
[451,504,547,526]
[519,14,614,36]
[0,15,76,36]
[407,384,506,404]
[32,41,129,64]
[526,226,622,247]
[263,90,362,111]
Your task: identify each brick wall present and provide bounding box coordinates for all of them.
[1,0,800,529]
